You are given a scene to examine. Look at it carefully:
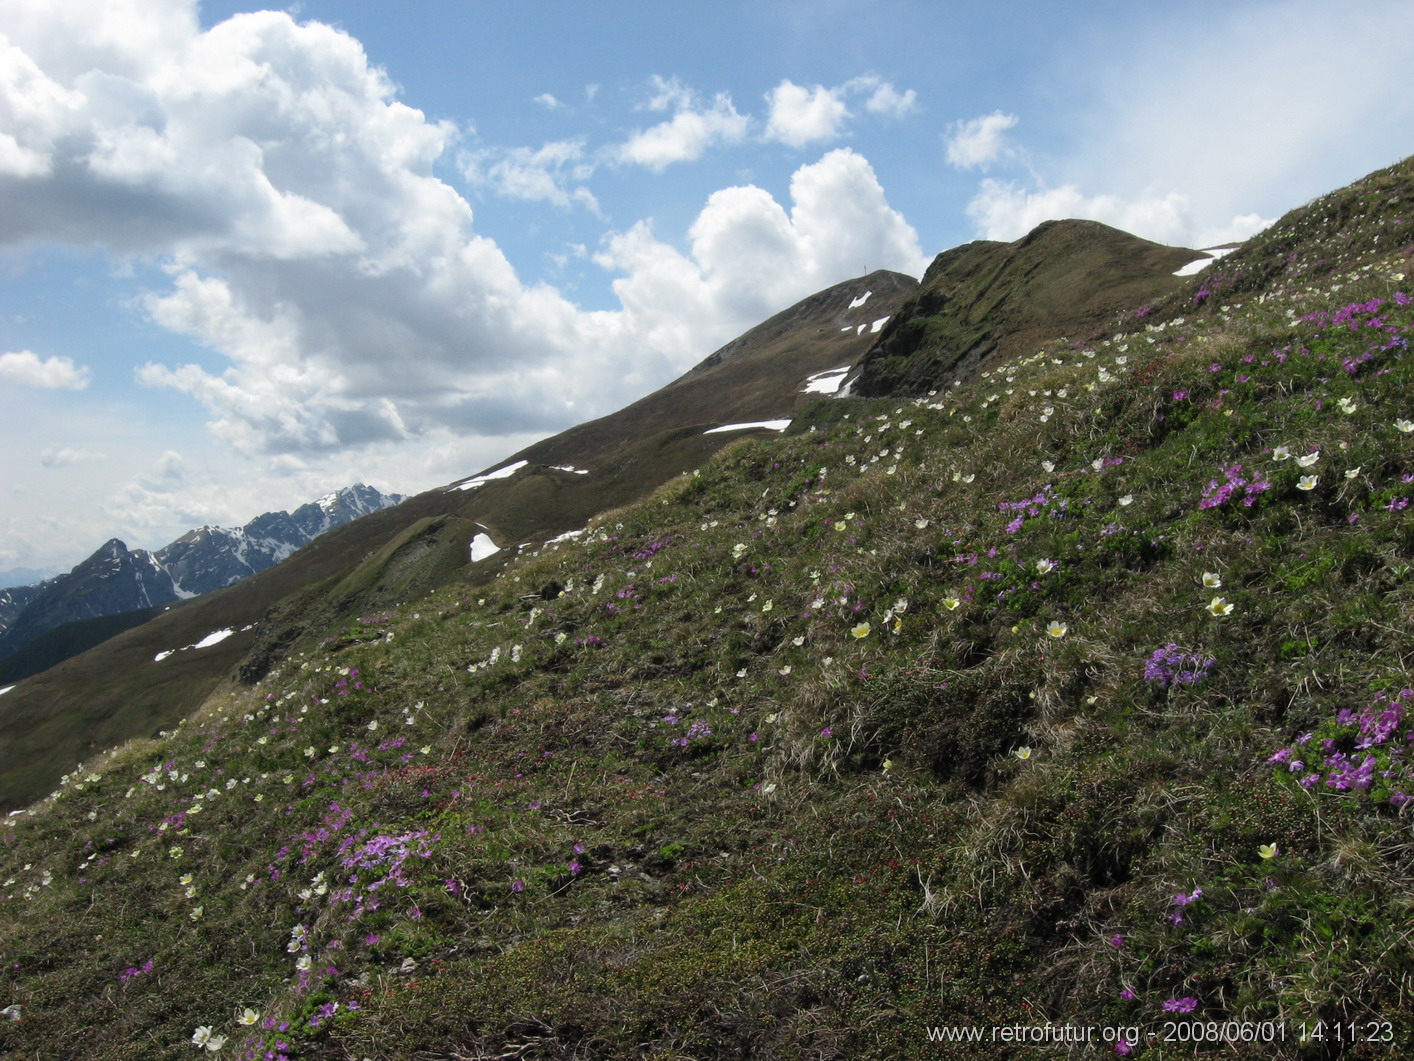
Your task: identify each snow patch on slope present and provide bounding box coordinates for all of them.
[1173,246,1238,276]
[153,627,238,662]
[192,628,235,649]
[705,420,792,435]
[802,366,851,395]
[469,533,501,562]
[448,460,528,492]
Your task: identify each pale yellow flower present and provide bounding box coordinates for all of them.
[1046,621,1068,638]
[1207,596,1235,617]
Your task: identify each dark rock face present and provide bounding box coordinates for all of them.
[0,540,179,659]
[851,220,1202,397]
[0,584,44,635]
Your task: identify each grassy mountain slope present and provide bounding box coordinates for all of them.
[0,272,916,814]
[499,269,919,472]
[851,219,1203,397]
[0,604,165,686]
[2,155,1413,1060]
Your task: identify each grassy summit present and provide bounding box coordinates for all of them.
[1,155,1412,1060]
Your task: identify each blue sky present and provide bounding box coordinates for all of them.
[3,0,1413,579]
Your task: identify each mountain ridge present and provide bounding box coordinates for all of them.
[1,152,1412,1060]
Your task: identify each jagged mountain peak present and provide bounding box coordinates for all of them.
[0,484,405,681]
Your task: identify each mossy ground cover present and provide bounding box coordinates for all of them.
[2,158,1413,1060]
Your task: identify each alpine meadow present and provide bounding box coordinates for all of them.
[4,152,1414,1061]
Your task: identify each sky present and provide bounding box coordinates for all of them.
[2,0,1413,579]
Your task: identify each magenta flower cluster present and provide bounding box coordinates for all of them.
[1144,644,1216,688]
[998,486,1054,534]
[1269,688,1413,807]
[1167,886,1204,925]
[332,829,436,920]
[117,957,154,983]
[631,537,672,561]
[1198,463,1270,510]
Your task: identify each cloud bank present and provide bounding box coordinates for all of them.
[0,2,926,463]
[0,350,90,389]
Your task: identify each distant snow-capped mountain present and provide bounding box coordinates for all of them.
[155,483,402,599]
[0,484,404,664]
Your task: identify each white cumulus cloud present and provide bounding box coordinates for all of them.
[1,2,927,474]
[763,76,918,149]
[39,446,106,467]
[763,80,850,148]
[0,350,91,389]
[856,76,918,118]
[944,111,1018,170]
[615,76,749,170]
[463,139,600,212]
[598,149,928,332]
